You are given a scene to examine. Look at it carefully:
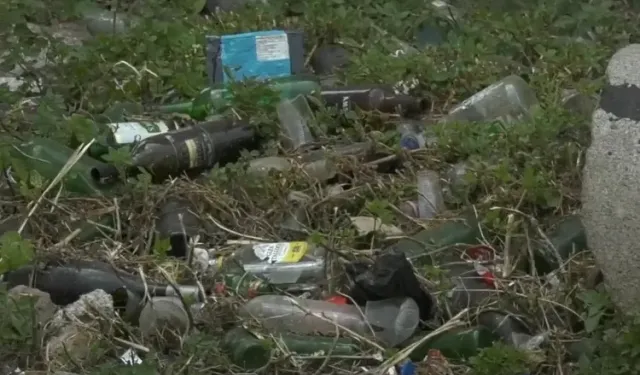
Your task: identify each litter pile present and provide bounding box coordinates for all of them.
[0,0,625,374]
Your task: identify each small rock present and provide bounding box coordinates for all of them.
[8,286,57,327]
[45,291,115,371]
[45,324,104,371]
[50,289,115,330]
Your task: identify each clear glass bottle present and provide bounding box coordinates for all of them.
[442,75,539,125]
[247,156,337,181]
[277,95,315,150]
[216,242,327,285]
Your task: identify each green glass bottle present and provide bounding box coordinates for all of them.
[222,327,272,369]
[8,138,115,196]
[158,80,322,121]
[530,214,587,274]
[408,326,498,361]
[386,214,481,267]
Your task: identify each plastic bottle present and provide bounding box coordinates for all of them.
[277,95,315,150]
[158,80,321,121]
[214,242,327,285]
[442,75,539,125]
[397,122,424,150]
[276,333,360,355]
[416,169,445,219]
[240,295,419,346]
[78,4,131,36]
[8,138,116,196]
[139,297,190,348]
[246,156,337,181]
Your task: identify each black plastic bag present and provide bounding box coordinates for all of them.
[345,252,436,321]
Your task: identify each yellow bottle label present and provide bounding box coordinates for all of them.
[253,241,308,263]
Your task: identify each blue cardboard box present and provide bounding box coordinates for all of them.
[206,30,305,85]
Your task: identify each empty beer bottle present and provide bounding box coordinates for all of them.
[91,118,261,182]
[88,119,187,159]
[321,86,426,115]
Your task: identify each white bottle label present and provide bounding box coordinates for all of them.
[253,242,308,263]
[255,34,290,62]
[108,121,170,145]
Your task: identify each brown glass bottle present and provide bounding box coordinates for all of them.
[320,86,426,115]
[91,119,261,182]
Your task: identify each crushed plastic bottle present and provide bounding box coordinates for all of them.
[240,295,419,346]
[442,75,539,125]
[277,95,315,150]
[416,169,445,219]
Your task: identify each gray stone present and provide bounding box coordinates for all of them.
[582,43,640,314]
[8,286,57,327]
[50,289,115,330]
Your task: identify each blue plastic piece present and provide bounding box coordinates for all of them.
[399,360,416,375]
[220,30,292,82]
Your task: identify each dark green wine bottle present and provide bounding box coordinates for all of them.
[90,118,261,182]
[408,326,498,361]
[531,214,586,274]
[222,327,272,370]
[8,138,115,196]
[386,214,481,267]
